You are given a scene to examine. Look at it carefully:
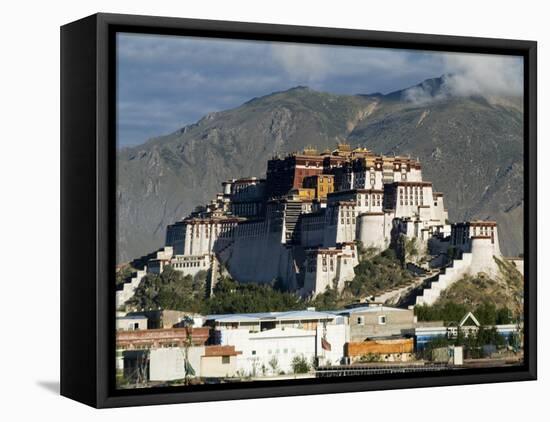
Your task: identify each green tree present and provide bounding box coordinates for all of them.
[116,265,136,288]
[309,281,339,311]
[291,355,310,374]
[268,356,279,374]
[204,276,303,314]
[345,248,413,298]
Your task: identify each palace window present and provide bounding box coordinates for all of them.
[357,316,365,325]
[378,315,387,325]
[222,356,230,364]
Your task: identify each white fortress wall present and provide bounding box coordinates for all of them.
[157,246,173,260]
[224,221,287,284]
[415,252,473,306]
[469,237,500,277]
[302,254,318,296]
[362,190,383,213]
[418,205,432,222]
[302,244,358,296]
[116,268,147,308]
[393,183,433,219]
[432,194,448,224]
[170,254,211,277]
[322,205,339,246]
[376,168,385,189]
[334,245,358,290]
[357,212,388,250]
[312,251,339,294]
[335,204,357,244]
[408,167,422,182]
[300,212,326,247]
[416,225,503,306]
[180,219,240,256]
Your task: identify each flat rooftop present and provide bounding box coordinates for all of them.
[205,309,338,323]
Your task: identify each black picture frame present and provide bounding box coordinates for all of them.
[60,12,537,408]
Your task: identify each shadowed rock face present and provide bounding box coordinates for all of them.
[116,81,524,263]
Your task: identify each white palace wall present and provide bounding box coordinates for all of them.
[357,212,393,250]
[302,244,358,296]
[469,237,500,278]
[224,224,292,286]
[416,234,502,306]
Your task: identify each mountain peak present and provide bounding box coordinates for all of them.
[384,75,447,101]
[286,85,311,92]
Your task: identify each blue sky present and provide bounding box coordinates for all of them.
[117,33,523,148]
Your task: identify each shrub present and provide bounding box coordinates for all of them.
[291,355,311,374]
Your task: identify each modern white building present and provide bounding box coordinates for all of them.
[204,310,349,375]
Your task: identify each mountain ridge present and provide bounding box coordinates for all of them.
[116,78,524,262]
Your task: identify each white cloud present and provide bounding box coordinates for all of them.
[270,44,331,82]
[404,52,523,103]
[443,53,523,97]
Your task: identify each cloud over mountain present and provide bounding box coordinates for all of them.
[404,54,523,104]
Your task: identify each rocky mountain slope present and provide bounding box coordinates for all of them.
[117,78,524,262]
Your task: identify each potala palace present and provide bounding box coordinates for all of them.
[117,143,506,308]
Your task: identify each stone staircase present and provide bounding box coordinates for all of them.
[406,261,430,276]
[116,268,147,309]
[414,253,473,306]
[374,268,438,306]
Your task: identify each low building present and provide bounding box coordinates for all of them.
[125,309,203,329]
[414,312,520,351]
[116,327,210,350]
[335,305,416,342]
[345,337,414,363]
[116,314,148,331]
[200,345,241,378]
[117,327,210,383]
[148,345,241,381]
[205,310,349,375]
[149,346,204,382]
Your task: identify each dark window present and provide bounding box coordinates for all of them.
[222,356,230,364]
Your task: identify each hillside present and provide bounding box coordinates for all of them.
[436,258,523,315]
[415,258,524,322]
[116,79,524,262]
